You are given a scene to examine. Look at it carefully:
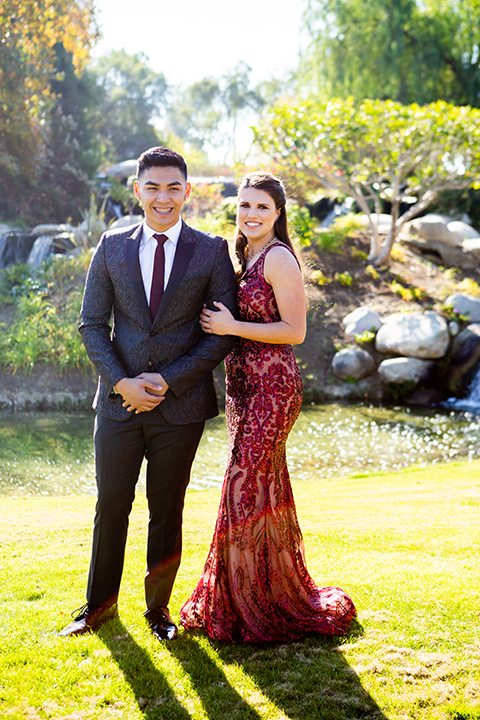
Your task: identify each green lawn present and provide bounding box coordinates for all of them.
[1,460,479,719]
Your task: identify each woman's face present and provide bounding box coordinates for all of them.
[237,187,280,244]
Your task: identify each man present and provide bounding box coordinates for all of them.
[59,146,237,641]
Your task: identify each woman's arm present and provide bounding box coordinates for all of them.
[200,246,306,345]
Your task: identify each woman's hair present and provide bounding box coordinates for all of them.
[234,171,298,276]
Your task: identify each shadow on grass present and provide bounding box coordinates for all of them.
[98,618,191,720]
[166,633,263,720]
[168,620,389,720]
[99,617,389,720]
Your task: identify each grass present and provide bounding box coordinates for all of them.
[1,461,480,719]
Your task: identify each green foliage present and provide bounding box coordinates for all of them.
[0,1,98,222]
[364,264,380,280]
[458,277,480,297]
[183,183,225,223]
[313,213,362,253]
[335,270,353,286]
[0,255,91,374]
[35,43,104,224]
[287,202,316,246]
[194,196,237,238]
[441,304,469,324]
[354,329,376,345]
[90,50,167,161]
[302,0,480,108]
[73,193,107,251]
[255,98,480,265]
[389,279,427,302]
[310,269,330,285]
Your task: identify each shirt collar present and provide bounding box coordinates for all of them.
[141,218,182,246]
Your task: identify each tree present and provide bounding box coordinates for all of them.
[255,98,480,265]
[165,63,266,164]
[165,78,222,153]
[301,0,480,107]
[37,44,104,223]
[90,50,168,161]
[0,0,97,220]
[221,62,264,162]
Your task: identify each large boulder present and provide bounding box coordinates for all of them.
[462,238,480,259]
[109,214,144,230]
[331,347,375,381]
[375,311,449,359]
[443,294,480,322]
[447,323,480,395]
[378,357,434,384]
[407,214,459,246]
[357,213,392,234]
[447,220,479,242]
[31,223,74,237]
[343,306,383,336]
[401,236,478,270]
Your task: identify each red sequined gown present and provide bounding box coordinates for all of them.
[180,243,356,642]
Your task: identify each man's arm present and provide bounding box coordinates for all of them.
[79,236,127,392]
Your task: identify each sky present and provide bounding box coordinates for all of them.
[92,0,308,87]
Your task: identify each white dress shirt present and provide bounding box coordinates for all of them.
[139,218,182,304]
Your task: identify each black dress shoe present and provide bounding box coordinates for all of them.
[145,606,177,641]
[58,602,118,636]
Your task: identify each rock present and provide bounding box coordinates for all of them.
[356,213,393,235]
[405,387,448,405]
[357,213,393,227]
[0,366,96,411]
[407,214,459,246]
[331,347,376,381]
[444,294,480,322]
[343,306,383,336]
[447,220,479,242]
[375,311,449,359]
[462,238,480,259]
[31,223,74,237]
[449,321,460,337]
[378,357,434,384]
[322,376,384,401]
[447,323,480,395]
[401,236,478,270]
[105,159,138,180]
[108,214,144,230]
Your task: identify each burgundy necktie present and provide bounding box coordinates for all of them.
[149,233,168,320]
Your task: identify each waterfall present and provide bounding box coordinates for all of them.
[0,234,8,268]
[27,236,54,267]
[447,362,480,411]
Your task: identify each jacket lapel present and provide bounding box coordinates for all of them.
[153,221,195,323]
[125,224,150,319]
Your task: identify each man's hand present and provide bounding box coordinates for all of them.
[114,377,166,414]
[137,372,170,395]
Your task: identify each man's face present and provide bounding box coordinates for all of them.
[133,165,191,232]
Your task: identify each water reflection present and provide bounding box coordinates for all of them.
[2,404,480,495]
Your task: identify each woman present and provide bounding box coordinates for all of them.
[180,171,356,643]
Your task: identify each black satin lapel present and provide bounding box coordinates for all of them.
[154,229,195,321]
[125,229,150,318]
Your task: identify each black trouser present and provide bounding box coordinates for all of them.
[87,409,205,609]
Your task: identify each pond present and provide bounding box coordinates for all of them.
[2,404,480,496]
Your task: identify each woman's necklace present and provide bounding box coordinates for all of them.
[246,237,278,264]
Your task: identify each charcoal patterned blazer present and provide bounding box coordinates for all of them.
[79,220,238,424]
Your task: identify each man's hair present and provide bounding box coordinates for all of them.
[137,146,188,181]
